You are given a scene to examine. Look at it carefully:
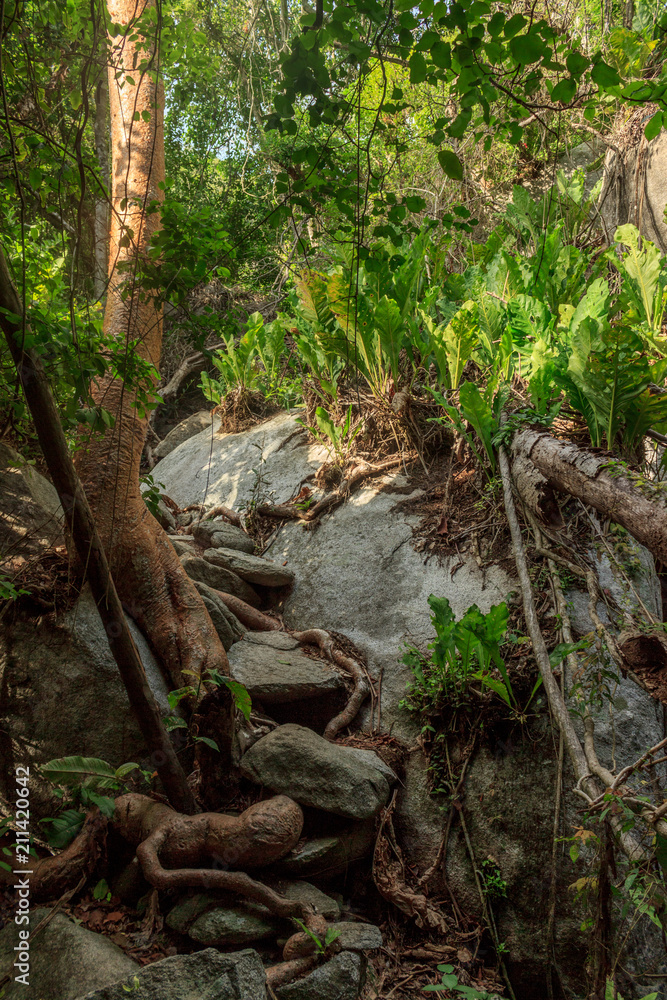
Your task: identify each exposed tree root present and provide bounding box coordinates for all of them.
[281,916,329,959]
[372,792,449,934]
[199,505,243,528]
[499,440,652,863]
[213,589,282,630]
[292,628,370,739]
[114,792,320,926]
[266,955,319,991]
[0,810,108,901]
[258,454,413,525]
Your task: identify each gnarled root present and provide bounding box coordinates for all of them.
[292,628,370,740]
[0,810,107,901]
[115,792,319,926]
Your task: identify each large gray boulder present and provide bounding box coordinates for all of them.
[240,724,390,819]
[0,908,138,1000]
[0,443,63,578]
[598,109,667,250]
[273,821,376,879]
[275,951,366,1000]
[76,948,267,1000]
[228,632,345,703]
[0,587,171,811]
[151,408,667,994]
[167,882,339,945]
[153,409,214,460]
[151,410,328,510]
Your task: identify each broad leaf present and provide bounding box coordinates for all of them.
[41,756,116,787]
[374,296,405,383]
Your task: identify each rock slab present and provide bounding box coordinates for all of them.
[275,951,366,1000]
[76,948,266,1000]
[273,822,376,878]
[167,882,340,944]
[240,724,390,819]
[180,554,260,607]
[193,520,255,554]
[0,587,171,810]
[203,547,295,587]
[228,635,344,703]
[0,908,138,1000]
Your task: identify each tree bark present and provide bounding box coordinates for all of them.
[93,70,109,300]
[0,248,196,815]
[72,0,234,776]
[511,427,667,566]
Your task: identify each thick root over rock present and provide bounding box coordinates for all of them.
[114,792,319,925]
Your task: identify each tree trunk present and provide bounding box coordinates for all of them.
[511,427,667,566]
[93,70,109,300]
[0,248,196,815]
[74,0,235,767]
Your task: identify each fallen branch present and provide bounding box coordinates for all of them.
[511,427,667,565]
[292,628,370,740]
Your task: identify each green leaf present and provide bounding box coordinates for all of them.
[164,716,188,730]
[41,756,116,787]
[437,149,463,180]
[222,677,252,721]
[613,223,662,332]
[194,736,220,751]
[550,77,577,104]
[509,31,544,64]
[114,762,140,780]
[591,60,621,88]
[458,381,497,472]
[430,39,451,68]
[504,13,527,37]
[93,878,110,900]
[549,641,587,667]
[430,301,478,390]
[566,51,589,77]
[645,110,663,141]
[474,671,511,706]
[41,809,85,849]
[374,296,405,383]
[409,52,428,83]
[168,685,197,711]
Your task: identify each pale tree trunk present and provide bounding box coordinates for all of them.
[75,0,235,771]
[93,70,109,300]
